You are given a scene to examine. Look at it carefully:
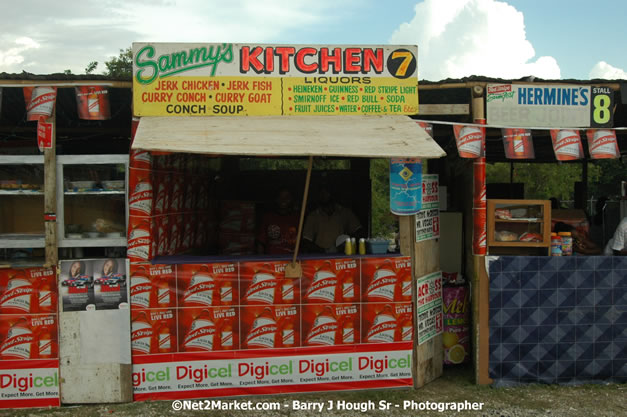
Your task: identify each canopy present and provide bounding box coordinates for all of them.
[131,115,446,159]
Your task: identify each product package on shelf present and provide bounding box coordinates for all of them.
[127,151,217,262]
[0,267,60,409]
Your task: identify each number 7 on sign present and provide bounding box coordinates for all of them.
[390,51,413,77]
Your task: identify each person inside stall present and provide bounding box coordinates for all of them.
[301,183,365,253]
[603,216,627,256]
[256,189,299,255]
[554,222,602,255]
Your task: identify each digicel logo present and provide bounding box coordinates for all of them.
[132,367,171,387]
[177,364,231,383]
[0,372,58,392]
[238,361,293,380]
[358,355,411,373]
[299,358,352,377]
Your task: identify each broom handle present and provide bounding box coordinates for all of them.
[292,156,313,265]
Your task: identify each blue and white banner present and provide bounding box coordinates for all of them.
[487,84,592,128]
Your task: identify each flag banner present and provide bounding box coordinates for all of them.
[75,86,111,120]
[417,122,433,138]
[550,129,584,161]
[585,129,620,159]
[501,128,535,159]
[23,87,56,121]
[453,125,484,158]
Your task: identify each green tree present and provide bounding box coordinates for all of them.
[104,47,133,78]
[370,158,397,238]
[85,61,98,74]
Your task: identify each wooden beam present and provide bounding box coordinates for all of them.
[44,110,58,267]
[419,104,469,115]
[0,80,132,88]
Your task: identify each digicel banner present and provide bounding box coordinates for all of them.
[132,43,418,117]
[0,360,60,408]
[132,343,411,401]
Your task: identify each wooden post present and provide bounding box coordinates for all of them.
[399,201,443,389]
[44,109,57,267]
[471,86,491,385]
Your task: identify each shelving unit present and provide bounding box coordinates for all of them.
[487,199,551,255]
[0,155,46,249]
[56,155,129,249]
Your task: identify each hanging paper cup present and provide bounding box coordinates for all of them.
[24,87,57,121]
[585,129,619,159]
[453,125,484,158]
[550,129,584,161]
[501,128,535,159]
[417,121,433,138]
[75,86,111,120]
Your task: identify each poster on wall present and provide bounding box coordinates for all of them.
[60,259,128,312]
[389,158,422,215]
[416,271,443,345]
[132,43,419,117]
[0,267,60,409]
[416,174,440,242]
[452,125,484,158]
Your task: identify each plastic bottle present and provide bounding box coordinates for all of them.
[550,233,562,256]
[558,232,573,256]
[344,237,352,255]
[358,238,366,255]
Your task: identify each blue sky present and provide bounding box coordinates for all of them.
[0,0,625,80]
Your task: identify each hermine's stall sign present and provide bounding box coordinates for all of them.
[132,43,418,116]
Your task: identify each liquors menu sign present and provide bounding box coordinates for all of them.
[132,43,419,116]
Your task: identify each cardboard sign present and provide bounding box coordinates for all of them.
[37,119,53,151]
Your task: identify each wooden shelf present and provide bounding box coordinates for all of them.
[487,199,551,256]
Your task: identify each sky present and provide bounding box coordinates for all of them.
[0,0,626,81]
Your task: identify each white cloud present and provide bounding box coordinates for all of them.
[589,61,627,80]
[390,0,561,80]
[0,0,341,74]
[0,37,40,69]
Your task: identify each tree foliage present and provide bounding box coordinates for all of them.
[104,47,133,78]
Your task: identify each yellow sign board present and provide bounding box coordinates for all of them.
[132,43,419,116]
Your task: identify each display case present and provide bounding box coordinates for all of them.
[487,199,551,255]
[56,155,128,248]
[0,155,46,249]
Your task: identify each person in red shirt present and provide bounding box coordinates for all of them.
[256,189,299,255]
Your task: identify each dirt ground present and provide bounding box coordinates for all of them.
[2,365,625,417]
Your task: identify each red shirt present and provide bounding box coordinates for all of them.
[257,212,299,254]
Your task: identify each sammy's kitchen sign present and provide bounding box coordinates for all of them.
[132,43,418,117]
[487,84,614,128]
